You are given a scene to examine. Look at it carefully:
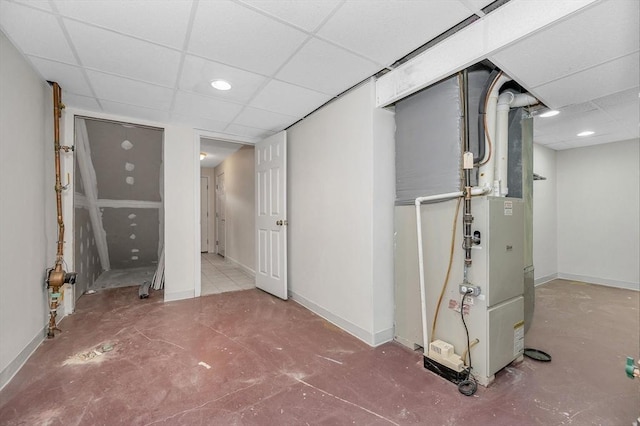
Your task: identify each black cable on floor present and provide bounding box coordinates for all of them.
[458,289,477,396]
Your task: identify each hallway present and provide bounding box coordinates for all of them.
[201,253,255,296]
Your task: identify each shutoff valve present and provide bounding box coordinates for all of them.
[626,357,639,379]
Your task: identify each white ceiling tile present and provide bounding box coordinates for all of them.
[65,20,181,87]
[189,0,307,75]
[237,0,341,32]
[171,113,229,133]
[0,1,76,63]
[491,0,639,88]
[87,70,174,110]
[179,55,267,103]
[225,123,274,139]
[27,56,93,96]
[592,86,640,109]
[562,134,627,149]
[276,38,379,95]
[250,80,332,117]
[12,0,53,12]
[100,100,171,124]
[534,106,634,148]
[233,106,297,131]
[317,0,471,65]
[53,0,192,49]
[62,92,101,111]
[459,0,497,15]
[173,91,244,123]
[536,108,614,136]
[532,52,640,108]
[544,142,571,150]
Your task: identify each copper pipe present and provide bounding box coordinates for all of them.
[47,82,71,338]
[53,82,65,268]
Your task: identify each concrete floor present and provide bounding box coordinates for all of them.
[92,266,156,290]
[0,279,638,425]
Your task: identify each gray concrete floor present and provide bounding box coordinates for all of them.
[91,266,156,290]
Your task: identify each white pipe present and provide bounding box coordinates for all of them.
[478,74,511,192]
[496,91,540,197]
[414,186,490,351]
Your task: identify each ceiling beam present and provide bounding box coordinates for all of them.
[375,0,598,107]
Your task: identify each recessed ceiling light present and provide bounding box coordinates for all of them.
[211,80,231,91]
[200,152,207,160]
[577,131,595,137]
[539,110,560,118]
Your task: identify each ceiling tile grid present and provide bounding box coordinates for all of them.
[316,0,472,66]
[232,106,298,131]
[179,54,268,104]
[237,0,342,33]
[188,0,309,76]
[52,0,193,50]
[64,20,183,88]
[249,79,333,117]
[172,90,245,123]
[0,0,636,151]
[86,70,175,111]
[27,56,93,96]
[275,37,380,95]
[0,1,76,63]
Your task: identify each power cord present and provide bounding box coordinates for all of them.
[458,289,478,396]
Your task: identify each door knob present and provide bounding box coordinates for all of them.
[276,220,288,226]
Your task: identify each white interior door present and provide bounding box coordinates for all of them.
[216,173,226,257]
[200,176,209,252]
[255,131,287,299]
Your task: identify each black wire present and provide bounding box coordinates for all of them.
[458,289,477,396]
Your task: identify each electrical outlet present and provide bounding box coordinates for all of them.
[459,284,481,297]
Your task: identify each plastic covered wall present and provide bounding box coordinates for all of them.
[394,69,490,204]
[394,74,462,205]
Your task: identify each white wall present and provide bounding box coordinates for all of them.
[0,31,55,389]
[556,139,639,290]
[214,146,255,272]
[160,125,199,301]
[288,81,396,346]
[532,143,558,284]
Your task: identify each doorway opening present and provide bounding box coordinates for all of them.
[199,137,255,296]
[73,117,164,298]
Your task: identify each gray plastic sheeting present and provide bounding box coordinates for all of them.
[394,69,490,205]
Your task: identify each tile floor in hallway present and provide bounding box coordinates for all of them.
[201,252,255,296]
[0,280,638,425]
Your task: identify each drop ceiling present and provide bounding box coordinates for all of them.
[1,0,638,149]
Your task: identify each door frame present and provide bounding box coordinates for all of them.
[200,176,209,253]
[196,130,257,298]
[215,171,226,257]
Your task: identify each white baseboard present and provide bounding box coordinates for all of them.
[288,290,393,347]
[535,273,558,287]
[164,289,195,302]
[557,273,639,292]
[225,256,256,277]
[0,327,44,392]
